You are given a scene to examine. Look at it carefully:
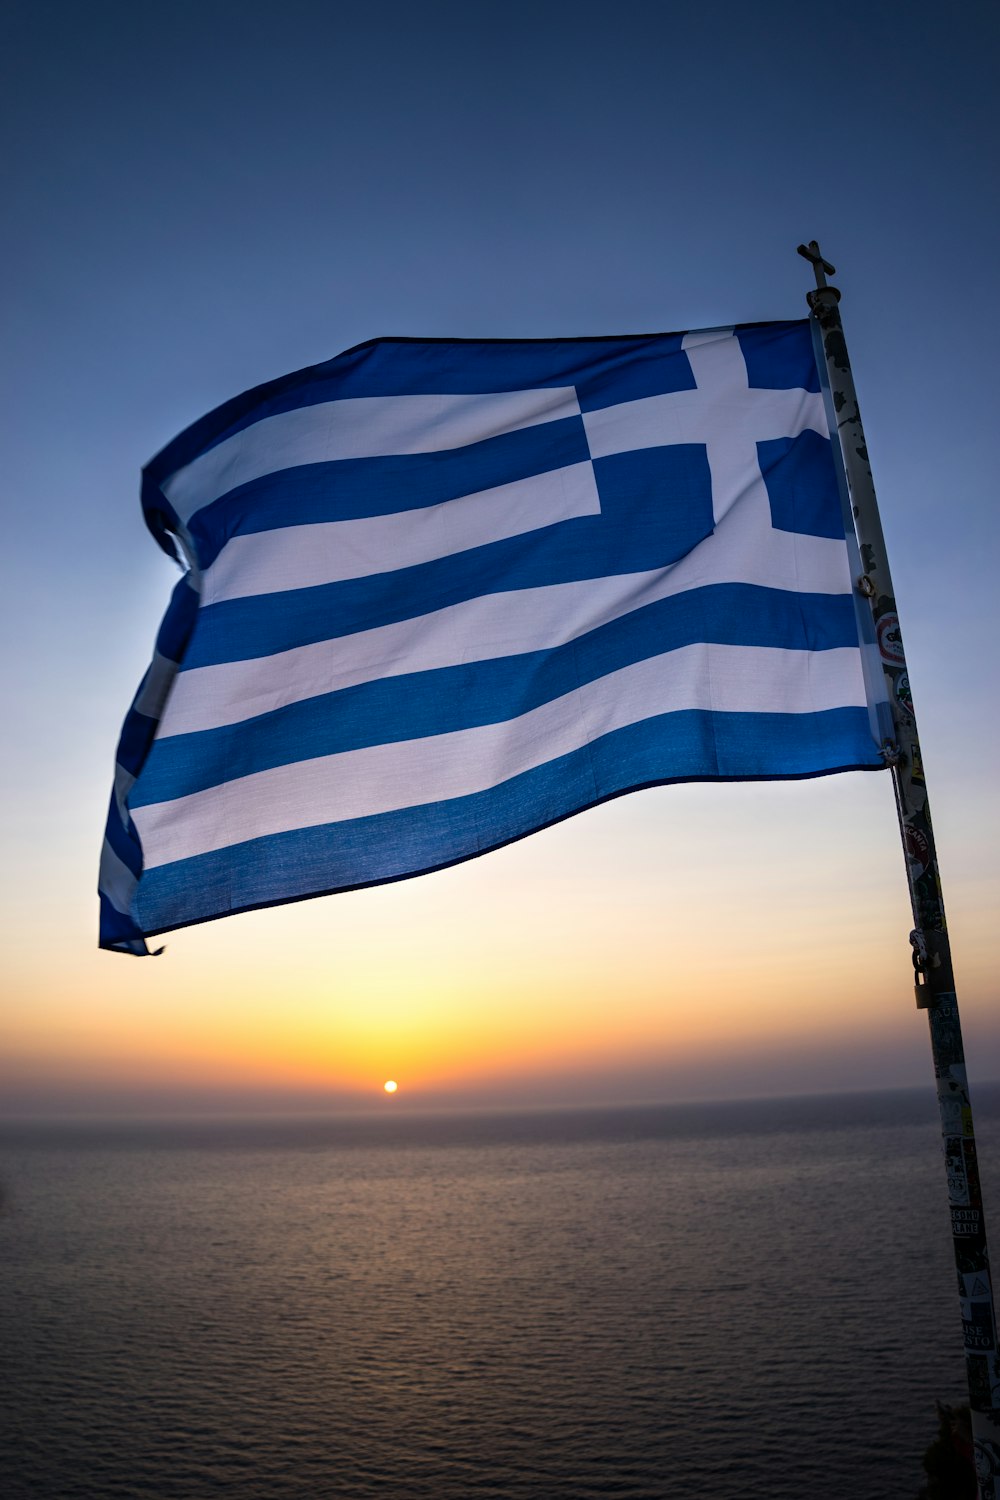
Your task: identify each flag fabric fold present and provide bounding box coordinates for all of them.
[100,321,886,953]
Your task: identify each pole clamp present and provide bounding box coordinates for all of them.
[880,740,903,767]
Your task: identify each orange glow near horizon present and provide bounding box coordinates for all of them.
[6,772,1000,1111]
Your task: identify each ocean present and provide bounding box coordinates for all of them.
[3,1085,997,1499]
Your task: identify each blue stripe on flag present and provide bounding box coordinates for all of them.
[183,443,714,668]
[186,417,592,569]
[99,892,147,949]
[132,707,881,937]
[144,332,694,486]
[737,324,821,393]
[155,574,200,660]
[104,792,142,876]
[114,576,198,774]
[133,586,862,805]
[116,709,158,780]
[759,431,844,540]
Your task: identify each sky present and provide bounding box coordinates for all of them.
[2,0,999,1115]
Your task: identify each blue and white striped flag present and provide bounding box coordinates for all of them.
[100,322,888,954]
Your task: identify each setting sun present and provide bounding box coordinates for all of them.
[383,1080,398,1094]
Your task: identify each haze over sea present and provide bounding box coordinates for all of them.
[4,1084,996,1500]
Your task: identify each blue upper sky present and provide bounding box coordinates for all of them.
[3,0,999,1111]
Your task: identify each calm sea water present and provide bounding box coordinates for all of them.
[3,1086,999,1499]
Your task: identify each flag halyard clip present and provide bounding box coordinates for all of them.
[910,928,936,1009]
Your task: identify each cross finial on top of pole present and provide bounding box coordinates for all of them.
[797,241,841,307]
[797,240,835,287]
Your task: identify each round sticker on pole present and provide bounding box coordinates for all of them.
[877,612,905,665]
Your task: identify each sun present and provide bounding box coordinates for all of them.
[383,1080,398,1094]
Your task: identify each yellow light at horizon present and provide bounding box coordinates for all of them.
[383,1079,398,1094]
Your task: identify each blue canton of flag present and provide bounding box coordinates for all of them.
[100,321,888,954]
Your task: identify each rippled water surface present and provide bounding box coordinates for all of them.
[4,1087,998,1499]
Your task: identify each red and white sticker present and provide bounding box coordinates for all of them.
[877,612,905,665]
[905,824,930,879]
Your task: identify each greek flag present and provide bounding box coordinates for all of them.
[100,322,887,954]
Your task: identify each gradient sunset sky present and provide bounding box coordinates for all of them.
[3,1,998,1114]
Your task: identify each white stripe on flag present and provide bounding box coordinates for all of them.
[203,461,602,604]
[133,649,181,719]
[99,838,139,913]
[114,763,137,827]
[158,517,853,738]
[163,388,582,523]
[582,385,826,460]
[134,643,867,868]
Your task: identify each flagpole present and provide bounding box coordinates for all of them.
[799,240,1000,1494]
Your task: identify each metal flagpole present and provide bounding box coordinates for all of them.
[799,240,1000,1493]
